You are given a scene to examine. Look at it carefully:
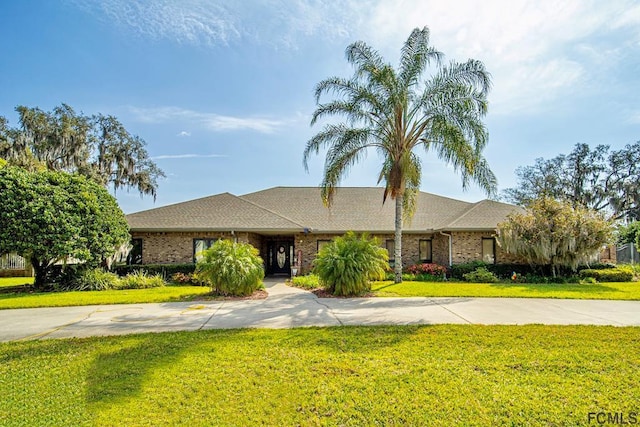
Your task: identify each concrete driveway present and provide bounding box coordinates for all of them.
[1,279,639,342]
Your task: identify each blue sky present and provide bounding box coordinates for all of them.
[1,0,639,214]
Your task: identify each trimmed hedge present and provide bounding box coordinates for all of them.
[113,263,196,278]
[450,262,540,280]
[450,262,618,280]
[579,268,633,282]
[576,263,617,271]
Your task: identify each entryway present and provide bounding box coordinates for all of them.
[266,239,294,276]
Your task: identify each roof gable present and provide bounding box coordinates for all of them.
[126,192,304,232]
[444,199,524,230]
[240,187,473,232]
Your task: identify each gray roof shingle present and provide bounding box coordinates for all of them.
[127,187,521,233]
[126,192,304,232]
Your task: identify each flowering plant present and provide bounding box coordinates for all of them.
[405,263,448,276]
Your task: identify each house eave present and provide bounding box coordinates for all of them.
[435,227,498,233]
[129,227,305,234]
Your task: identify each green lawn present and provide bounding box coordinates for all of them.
[0,285,212,310]
[0,277,34,287]
[371,280,640,300]
[1,325,638,426]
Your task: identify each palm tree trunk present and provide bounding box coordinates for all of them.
[394,194,403,283]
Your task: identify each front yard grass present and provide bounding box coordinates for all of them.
[0,277,34,288]
[371,280,640,300]
[1,325,638,426]
[0,285,212,310]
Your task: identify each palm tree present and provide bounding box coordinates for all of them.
[303,26,497,283]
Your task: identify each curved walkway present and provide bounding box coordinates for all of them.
[1,279,639,342]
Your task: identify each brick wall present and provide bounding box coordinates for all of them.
[432,233,450,266]
[132,229,530,269]
[599,244,617,264]
[450,231,526,264]
[292,232,441,274]
[132,231,237,264]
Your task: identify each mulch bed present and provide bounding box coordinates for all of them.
[0,285,34,294]
[196,289,269,301]
[311,288,374,298]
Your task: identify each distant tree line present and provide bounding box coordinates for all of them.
[0,103,164,199]
[502,142,640,221]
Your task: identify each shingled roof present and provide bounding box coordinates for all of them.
[126,192,304,232]
[127,187,520,233]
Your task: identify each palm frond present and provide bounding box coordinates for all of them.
[345,40,386,78]
[399,26,443,89]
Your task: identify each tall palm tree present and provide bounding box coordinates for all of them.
[303,26,497,283]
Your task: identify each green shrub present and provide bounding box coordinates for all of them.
[463,267,499,283]
[195,240,264,296]
[117,270,166,289]
[488,263,541,279]
[578,263,617,270]
[291,274,320,290]
[579,268,633,282]
[450,261,488,279]
[416,273,447,282]
[59,268,120,291]
[170,272,192,284]
[313,232,388,296]
[114,263,196,278]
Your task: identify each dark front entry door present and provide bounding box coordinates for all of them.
[267,240,293,275]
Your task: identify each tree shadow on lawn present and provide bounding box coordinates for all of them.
[371,282,401,292]
[84,329,244,406]
[487,282,619,294]
[83,326,424,407]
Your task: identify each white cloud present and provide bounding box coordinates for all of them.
[360,0,640,115]
[151,154,227,160]
[70,0,359,48]
[177,131,191,137]
[129,106,286,133]
[74,0,640,116]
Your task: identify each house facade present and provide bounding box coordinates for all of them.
[126,187,526,275]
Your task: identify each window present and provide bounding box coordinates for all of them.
[193,238,218,262]
[386,239,395,264]
[317,240,331,253]
[419,239,432,263]
[482,238,496,264]
[127,239,142,265]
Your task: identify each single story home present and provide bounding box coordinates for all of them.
[126,187,527,275]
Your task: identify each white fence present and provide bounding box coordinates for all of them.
[0,253,26,270]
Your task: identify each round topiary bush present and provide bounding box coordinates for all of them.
[463,267,499,283]
[313,232,389,296]
[195,240,264,296]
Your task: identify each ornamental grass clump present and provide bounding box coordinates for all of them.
[118,270,166,289]
[195,240,264,296]
[60,268,120,291]
[313,232,388,296]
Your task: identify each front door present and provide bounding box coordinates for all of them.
[267,240,293,275]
